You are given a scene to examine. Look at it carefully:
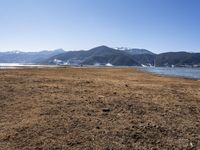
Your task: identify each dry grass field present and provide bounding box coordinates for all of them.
[0,67,199,149]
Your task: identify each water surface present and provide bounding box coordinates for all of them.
[138,67,200,79]
[0,63,58,69]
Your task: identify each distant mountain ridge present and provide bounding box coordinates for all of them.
[0,46,199,67]
[45,46,139,66]
[44,46,200,67]
[0,49,65,63]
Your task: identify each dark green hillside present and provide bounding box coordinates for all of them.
[156,52,200,66]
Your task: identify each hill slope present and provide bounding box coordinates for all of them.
[156,52,200,67]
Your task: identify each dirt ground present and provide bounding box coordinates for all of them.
[0,67,199,150]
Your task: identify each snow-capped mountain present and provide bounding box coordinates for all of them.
[114,47,155,55]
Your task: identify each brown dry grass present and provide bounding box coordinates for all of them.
[0,67,199,149]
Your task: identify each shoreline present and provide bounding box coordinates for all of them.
[1,65,200,80]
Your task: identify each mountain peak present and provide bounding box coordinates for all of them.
[53,48,65,52]
[92,45,111,49]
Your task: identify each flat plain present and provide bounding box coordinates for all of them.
[0,68,199,149]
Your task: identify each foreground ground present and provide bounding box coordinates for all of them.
[0,67,199,149]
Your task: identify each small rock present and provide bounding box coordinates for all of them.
[87,113,91,116]
[86,81,91,84]
[98,95,105,99]
[187,141,196,150]
[102,108,111,112]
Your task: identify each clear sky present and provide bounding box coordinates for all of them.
[0,0,200,53]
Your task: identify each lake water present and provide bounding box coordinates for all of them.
[0,63,24,66]
[0,63,58,69]
[138,67,200,79]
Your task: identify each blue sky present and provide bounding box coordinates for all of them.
[0,0,200,53]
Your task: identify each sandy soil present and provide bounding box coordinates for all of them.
[0,68,199,149]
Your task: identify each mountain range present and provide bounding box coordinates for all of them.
[0,49,65,63]
[0,46,200,67]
